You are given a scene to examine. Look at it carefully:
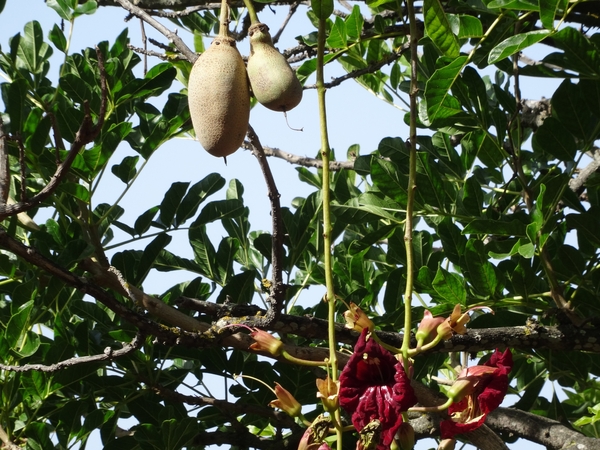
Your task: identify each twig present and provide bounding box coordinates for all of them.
[114,0,198,63]
[245,125,285,326]
[0,118,9,205]
[127,44,187,60]
[0,333,145,372]
[242,142,355,170]
[141,375,296,427]
[146,4,218,17]
[272,2,300,44]
[140,18,148,75]
[303,44,410,89]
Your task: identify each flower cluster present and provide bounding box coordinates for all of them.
[338,329,417,449]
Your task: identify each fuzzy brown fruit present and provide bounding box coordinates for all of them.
[247,23,303,112]
[188,37,250,158]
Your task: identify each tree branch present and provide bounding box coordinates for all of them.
[304,42,410,90]
[242,142,356,170]
[245,125,286,326]
[178,297,600,354]
[0,48,107,220]
[0,333,145,372]
[114,0,198,63]
[140,375,296,428]
[487,408,600,450]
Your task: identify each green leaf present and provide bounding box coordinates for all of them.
[567,213,600,248]
[433,267,467,305]
[424,0,460,58]
[464,239,498,297]
[134,206,159,236]
[73,0,97,17]
[425,56,468,122]
[46,0,73,20]
[487,0,539,9]
[345,5,363,42]
[193,200,245,226]
[17,21,53,75]
[111,155,139,183]
[218,269,256,304]
[539,0,567,29]
[532,117,577,161]
[6,300,34,349]
[549,26,600,77]
[158,182,190,229]
[326,16,347,48]
[176,173,225,226]
[462,176,484,216]
[457,15,483,38]
[117,63,176,104]
[135,233,172,285]
[189,224,218,280]
[463,219,528,237]
[215,237,240,285]
[311,0,333,19]
[437,217,467,265]
[552,80,594,140]
[488,30,550,64]
[49,24,67,52]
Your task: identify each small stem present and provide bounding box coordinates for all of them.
[241,0,259,24]
[401,0,419,364]
[281,350,328,367]
[316,15,342,450]
[219,0,230,37]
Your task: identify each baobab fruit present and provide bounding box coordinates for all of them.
[247,23,303,112]
[188,36,250,158]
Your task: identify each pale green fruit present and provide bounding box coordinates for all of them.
[188,36,250,158]
[247,23,303,112]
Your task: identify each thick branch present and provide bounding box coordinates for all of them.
[487,408,600,450]
[0,333,145,372]
[114,0,197,62]
[178,297,600,354]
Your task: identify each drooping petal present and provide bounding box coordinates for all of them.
[339,329,417,449]
[440,348,513,439]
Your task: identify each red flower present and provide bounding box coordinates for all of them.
[339,329,417,450]
[440,348,513,439]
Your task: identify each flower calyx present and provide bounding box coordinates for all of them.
[249,329,283,357]
[269,382,302,418]
[344,302,375,333]
[298,414,332,450]
[316,376,339,412]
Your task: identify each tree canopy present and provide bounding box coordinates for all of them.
[1,0,600,449]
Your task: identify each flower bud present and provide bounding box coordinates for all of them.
[250,329,283,357]
[415,310,445,350]
[269,382,302,417]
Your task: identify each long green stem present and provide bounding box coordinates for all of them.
[241,0,259,24]
[316,15,342,450]
[401,0,419,363]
